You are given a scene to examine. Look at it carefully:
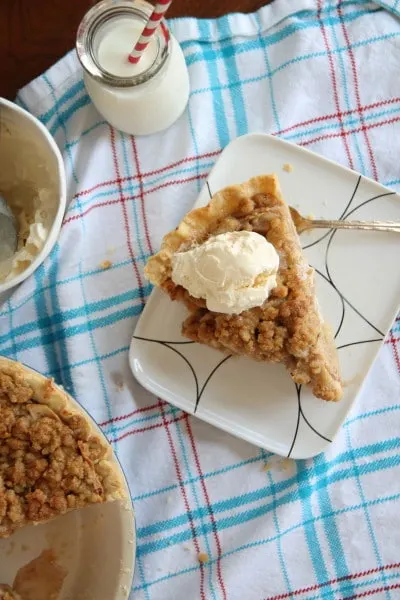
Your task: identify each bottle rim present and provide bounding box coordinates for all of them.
[76,0,170,88]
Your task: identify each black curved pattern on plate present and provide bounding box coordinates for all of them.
[133,335,194,345]
[287,384,332,458]
[302,175,361,250]
[299,392,332,445]
[288,337,385,456]
[324,260,384,336]
[133,335,232,413]
[344,191,397,220]
[161,342,199,401]
[337,338,383,350]
[324,188,397,337]
[194,354,233,413]
[313,266,346,339]
[302,229,335,251]
[287,384,302,458]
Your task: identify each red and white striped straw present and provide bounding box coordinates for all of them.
[128,0,172,64]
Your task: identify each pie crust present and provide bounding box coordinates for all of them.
[145,174,342,401]
[0,357,127,538]
[0,586,22,600]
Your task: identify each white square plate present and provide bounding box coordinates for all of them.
[129,133,400,459]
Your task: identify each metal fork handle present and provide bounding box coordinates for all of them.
[307,219,400,233]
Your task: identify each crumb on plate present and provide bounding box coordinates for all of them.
[100,260,112,270]
[281,458,295,472]
[283,163,293,172]
[198,552,209,564]
[111,371,125,391]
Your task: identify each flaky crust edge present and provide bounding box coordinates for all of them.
[144,174,281,285]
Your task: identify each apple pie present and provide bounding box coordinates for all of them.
[0,357,127,538]
[145,174,342,401]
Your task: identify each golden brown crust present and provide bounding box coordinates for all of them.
[145,175,342,402]
[0,357,127,538]
[145,175,280,286]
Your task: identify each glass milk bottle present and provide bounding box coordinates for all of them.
[76,0,190,136]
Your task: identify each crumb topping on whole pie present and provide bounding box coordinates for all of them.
[145,174,342,401]
[0,359,126,538]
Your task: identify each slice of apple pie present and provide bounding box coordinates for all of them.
[145,175,342,401]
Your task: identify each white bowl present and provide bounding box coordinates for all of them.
[0,98,66,295]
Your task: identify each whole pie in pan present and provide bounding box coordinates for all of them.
[0,357,127,539]
[145,174,342,401]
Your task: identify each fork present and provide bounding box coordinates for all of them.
[289,206,400,234]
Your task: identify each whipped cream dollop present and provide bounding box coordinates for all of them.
[171,231,280,314]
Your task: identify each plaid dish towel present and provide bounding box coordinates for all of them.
[1,1,400,598]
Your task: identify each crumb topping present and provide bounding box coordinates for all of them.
[198,552,209,563]
[99,260,112,270]
[0,369,111,538]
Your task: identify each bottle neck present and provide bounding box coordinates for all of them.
[76,0,170,89]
